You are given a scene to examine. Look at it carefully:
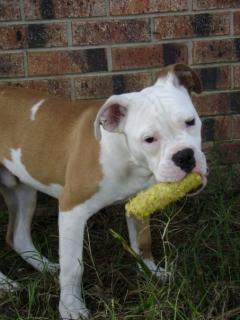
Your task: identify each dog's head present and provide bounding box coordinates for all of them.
[95,64,207,188]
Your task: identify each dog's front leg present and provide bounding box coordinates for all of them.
[126,216,170,282]
[59,206,90,320]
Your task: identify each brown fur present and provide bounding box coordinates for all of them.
[156,63,202,94]
[0,185,17,246]
[0,87,103,211]
[136,217,152,259]
[0,63,200,256]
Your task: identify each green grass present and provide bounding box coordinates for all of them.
[0,167,240,319]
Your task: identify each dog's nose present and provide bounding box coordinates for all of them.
[172,148,196,173]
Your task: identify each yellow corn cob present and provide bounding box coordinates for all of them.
[126,172,202,220]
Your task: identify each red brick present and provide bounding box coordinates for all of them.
[193,93,231,116]
[72,19,150,46]
[110,0,188,15]
[193,0,240,10]
[28,49,108,76]
[232,115,240,139]
[74,73,152,99]
[0,79,71,98]
[112,44,187,71]
[202,141,214,161]
[154,13,230,40]
[217,142,240,164]
[202,118,215,142]
[234,12,240,35]
[0,53,24,77]
[0,23,67,50]
[233,65,240,88]
[202,117,232,142]
[24,0,105,20]
[0,26,27,50]
[0,0,21,21]
[195,66,231,91]
[192,39,240,64]
[28,23,68,48]
[214,116,232,141]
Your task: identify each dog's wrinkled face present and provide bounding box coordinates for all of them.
[95,64,208,186]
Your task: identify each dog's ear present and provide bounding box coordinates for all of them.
[157,64,202,94]
[94,95,129,141]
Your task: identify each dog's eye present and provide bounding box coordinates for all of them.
[144,137,156,143]
[185,118,195,127]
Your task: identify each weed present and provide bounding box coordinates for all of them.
[0,166,240,319]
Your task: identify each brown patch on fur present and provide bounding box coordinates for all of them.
[0,87,103,211]
[6,210,16,246]
[156,63,202,94]
[0,183,18,246]
[136,217,152,259]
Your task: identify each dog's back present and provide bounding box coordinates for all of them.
[0,87,102,196]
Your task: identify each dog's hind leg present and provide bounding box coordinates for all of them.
[126,216,171,282]
[0,170,58,273]
[0,271,19,291]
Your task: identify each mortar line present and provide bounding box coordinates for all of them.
[70,77,75,100]
[187,0,193,73]
[106,47,112,72]
[67,20,73,46]
[188,40,193,65]
[23,50,28,77]
[1,33,239,53]
[0,8,238,26]
[188,0,193,13]
[0,63,240,80]
[150,16,154,42]
[231,64,234,90]
[105,0,110,16]
[229,10,235,89]
[230,9,234,36]
[1,71,240,96]
[19,0,25,21]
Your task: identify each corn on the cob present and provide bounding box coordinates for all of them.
[126,172,202,220]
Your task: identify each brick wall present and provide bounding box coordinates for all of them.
[0,0,240,166]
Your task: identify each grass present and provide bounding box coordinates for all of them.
[0,166,240,319]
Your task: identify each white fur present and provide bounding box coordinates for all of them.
[3,148,63,198]
[0,70,207,319]
[30,99,45,121]
[59,207,91,319]
[0,271,19,291]
[122,81,207,182]
[126,216,171,282]
[12,184,58,272]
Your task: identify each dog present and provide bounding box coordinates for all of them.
[0,64,207,319]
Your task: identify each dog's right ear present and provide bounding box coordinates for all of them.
[157,64,202,94]
[94,95,130,141]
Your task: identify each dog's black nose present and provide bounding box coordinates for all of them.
[172,148,195,173]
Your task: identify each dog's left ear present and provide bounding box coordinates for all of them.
[94,95,130,141]
[158,64,202,94]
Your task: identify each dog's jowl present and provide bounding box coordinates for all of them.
[0,64,207,319]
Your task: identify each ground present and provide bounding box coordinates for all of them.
[0,166,240,320]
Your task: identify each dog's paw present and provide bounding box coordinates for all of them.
[141,258,172,283]
[0,275,19,293]
[154,267,172,283]
[30,257,59,274]
[59,297,90,320]
[45,262,59,274]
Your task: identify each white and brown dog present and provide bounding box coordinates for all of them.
[0,64,207,319]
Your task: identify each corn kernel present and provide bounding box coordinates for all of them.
[126,172,202,220]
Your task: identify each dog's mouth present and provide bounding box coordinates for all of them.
[187,175,207,197]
